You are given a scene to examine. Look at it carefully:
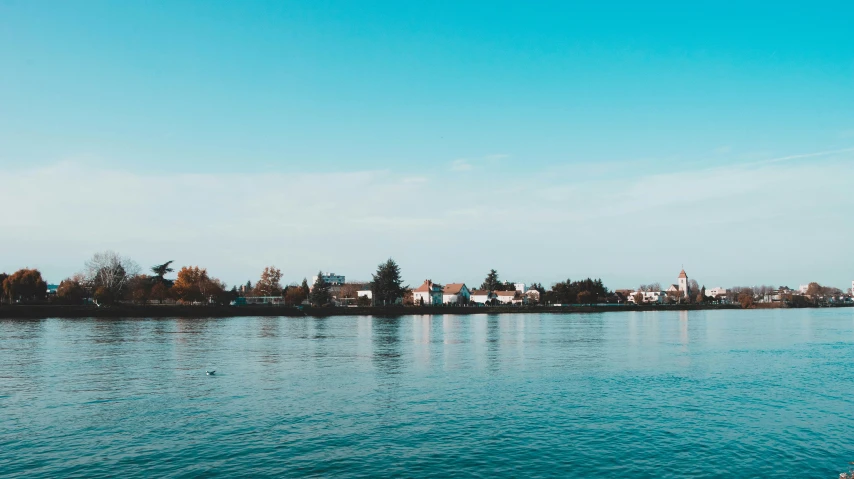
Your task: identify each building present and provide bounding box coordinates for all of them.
[513,283,527,293]
[706,287,727,298]
[495,290,523,305]
[470,289,497,305]
[413,280,443,305]
[678,269,689,297]
[442,283,471,304]
[312,273,345,286]
[799,284,810,294]
[524,289,541,304]
[614,289,633,303]
[243,296,286,305]
[357,288,372,300]
[628,290,667,304]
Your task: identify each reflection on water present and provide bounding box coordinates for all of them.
[1,309,854,478]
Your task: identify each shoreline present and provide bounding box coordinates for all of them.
[1,302,850,320]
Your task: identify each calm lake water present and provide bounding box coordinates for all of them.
[2,309,853,478]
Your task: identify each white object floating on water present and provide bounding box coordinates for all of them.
[206,370,215,376]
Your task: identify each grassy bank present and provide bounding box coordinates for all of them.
[0,303,754,319]
[2,302,850,320]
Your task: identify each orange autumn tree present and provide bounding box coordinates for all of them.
[2,268,47,303]
[171,266,225,304]
[253,266,283,297]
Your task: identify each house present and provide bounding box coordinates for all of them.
[413,280,443,305]
[244,296,286,305]
[470,289,497,305]
[442,283,470,305]
[763,289,790,303]
[614,289,633,303]
[513,283,527,293]
[495,290,523,305]
[706,287,727,297]
[524,289,541,304]
[357,288,372,300]
[628,290,667,304]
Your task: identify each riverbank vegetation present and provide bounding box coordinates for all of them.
[1,251,851,310]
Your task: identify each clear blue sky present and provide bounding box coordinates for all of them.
[1,1,852,290]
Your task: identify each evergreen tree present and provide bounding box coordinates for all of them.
[545,278,610,304]
[309,271,331,306]
[481,269,501,291]
[371,258,405,305]
[150,261,174,280]
[300,278,310,298]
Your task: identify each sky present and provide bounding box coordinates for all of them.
[1,0,852,290]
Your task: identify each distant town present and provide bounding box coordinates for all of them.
[1,251,852,309]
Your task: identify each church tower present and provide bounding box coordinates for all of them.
[678,269,688,297]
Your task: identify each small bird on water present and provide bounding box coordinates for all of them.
[206,370,215,376]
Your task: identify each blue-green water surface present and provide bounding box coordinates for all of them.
[2,309,854,478]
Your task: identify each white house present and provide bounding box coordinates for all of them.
[628,291,667,304]
[495,290,523,305]
[442,283,471,304]
[525,289,541,303]
[357,288,372,300]
[470,289,497,305]
[513,283,527,293]
[706,287,727,297]
[413,280,443,305]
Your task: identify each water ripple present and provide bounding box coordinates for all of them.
[1,309,853,478]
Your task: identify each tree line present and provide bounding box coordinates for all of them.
[3,253,847,308]
[0,253,409,308]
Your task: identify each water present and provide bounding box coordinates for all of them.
[2,309,853,478]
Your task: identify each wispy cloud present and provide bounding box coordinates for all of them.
[450,159,473,171]
[449,153,509,172]
[751,146,854,166]
[1,149,851,289]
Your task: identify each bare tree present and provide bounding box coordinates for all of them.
[84,251,140,300]
[687,279,700,295]
[638,283,661,292]
[338,283,361,299]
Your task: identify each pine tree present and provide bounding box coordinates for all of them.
[481,269,501,292]
[371,258,405,306]
[150,261,174,280]
[309,271,331,306]
[300,278,310,298]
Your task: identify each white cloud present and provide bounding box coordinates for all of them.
[450,153,509,171]
[1,150,851,290]
[450,159,473,171]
